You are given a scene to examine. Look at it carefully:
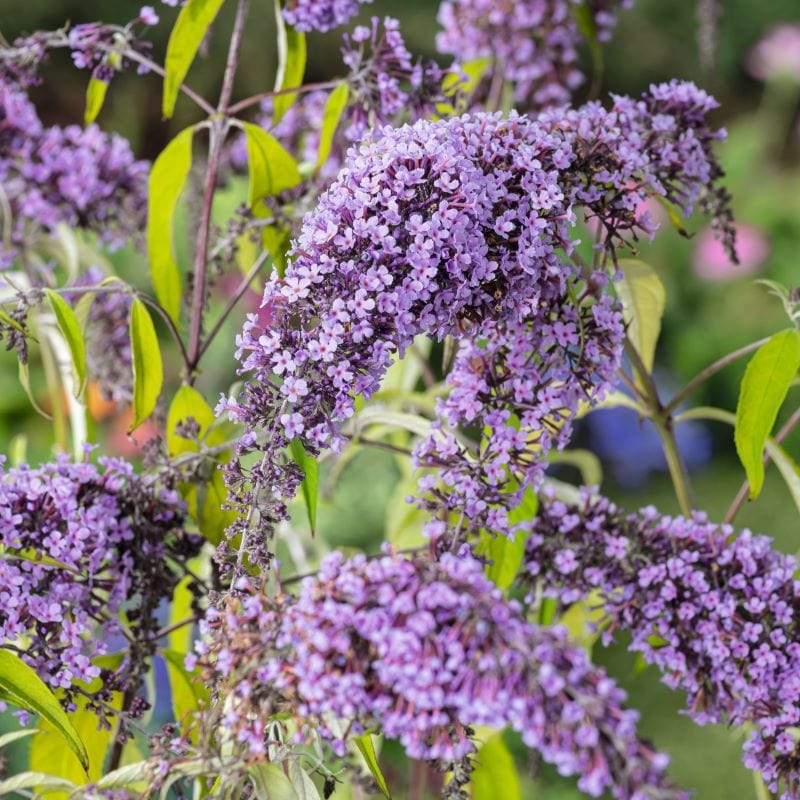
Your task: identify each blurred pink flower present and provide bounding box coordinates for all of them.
[746,25,800,83]
[692,223,768,282]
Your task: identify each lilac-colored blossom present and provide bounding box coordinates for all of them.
[199,550,683,798]
[436,0,634,110]
[692,222,767,282]
[523,489,800,799]
[0,79,148,269]
[746,25,800,84]
[0,454,191,696]
[282,0,373,33]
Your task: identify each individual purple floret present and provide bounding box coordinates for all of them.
[282,0,373,33]
[198,550,683,799]
[523,489,800,799]
[436,0,634,110]
[0,454,193,698]
[0,79,148,269]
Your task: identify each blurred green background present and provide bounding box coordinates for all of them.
[2,1,800,797]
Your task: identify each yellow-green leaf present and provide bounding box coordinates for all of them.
[161,649,208,741]
[147,126,194,325]
[289,438,318,534]
[84,77,108,126]
[240,122,302,214]
[129,298,163,432]
[354,734,391,800]
[315,82,349,171]
[617,259,666,375]
[163,0,226,118]
[18,361,52,420]
[273,0,306,124]
[734,328,800,499]
[476,486,537,591]
[45,290,86,398]
[261,224,291,278]
[0,650,88,772]
[471,733,521,800]
[29,656,123,797]
[167,385,216,456]
[0,309,29,339]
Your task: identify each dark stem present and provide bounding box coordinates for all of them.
[107,685,137,772]
[724,404,800,524]
[197,248,271,361]
[226,78,342,115]
[185,0,251,381]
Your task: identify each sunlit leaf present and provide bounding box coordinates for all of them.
[84,77,108,126]
[471,733,521,800]
[147,126,194,324]
[617,259,666,376]
[354,734,391,799]
[261,224,291,278]
[163,0,226,118]
[315,82,349,171]
[241,122,302,213]
[289,438,318,535]
[734,329,800,499]
[0,650,88,771]
[0,729,38,750]
[129,299,164,432]
[273,0,306,124]
[45,289,86,398]
[161,649,208,741]
[29,655,123,797]
[0,772,77,795]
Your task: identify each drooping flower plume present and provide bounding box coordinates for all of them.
[198,549,684,799]
[282,0,373,33]
[523,489,800,799]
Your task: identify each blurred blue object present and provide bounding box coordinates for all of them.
[585,405,712,489]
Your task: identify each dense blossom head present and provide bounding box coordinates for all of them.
[0,454,194,698]
[227,81,731,562]
[199,550,682,798]
[0,80,148,269]
[282,0,373,33]
[72,268,133,403]
[523,490,800,799]
[436,0,634,110]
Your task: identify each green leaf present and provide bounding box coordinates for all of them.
[655,196,691,238]
[315,82,349,171]
[354,734,391,800]
[45,290,86,398]
[161,649,208,739]
[442,56,491,97]
[476,487,537,591]
[129,298,164,432]
[250,763,298,800]
[289,438,318,534]
[163,0,226,118]
[18,360,52,420]
[547,448,603,486]
[261,224,291,278]
[147,126,194,325]
[240,122,302,214]
[0,728,38,750]
[0,308,29,339]
[0,650,88,772]
[273,0,306,124]
[84,77,108,126]
[617,259,666,375]
[167,385,216,456]
[29,655,123,797]
[470,733,521,800]
[734,328,800,499]
[0,772,77,795]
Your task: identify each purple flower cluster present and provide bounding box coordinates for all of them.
[228,81,732,553]
[199,550,682,798]
[0,79,148,269]
[72,268,134,403]
[523,490,800,799]
[0,454,190,693]
[436,0,634,109]
[282,0,373,33]
[341,17,445,142]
